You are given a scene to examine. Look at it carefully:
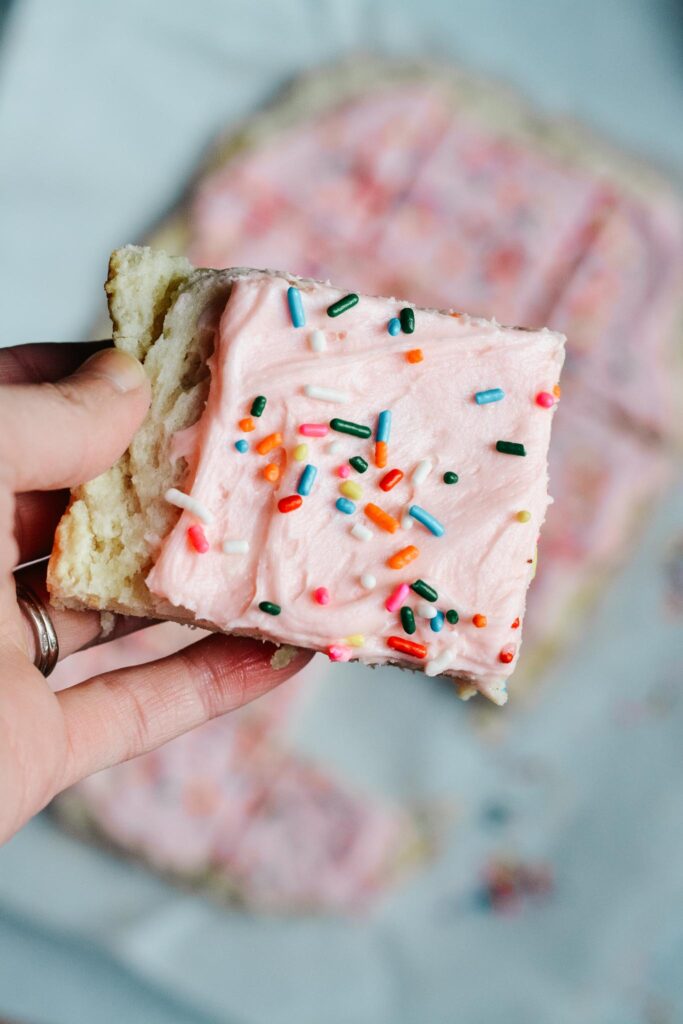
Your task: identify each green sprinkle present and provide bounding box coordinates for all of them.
[258,601,281,616]
[330,418,372,439]
[411,579,438,602]
[400,606,416,634]
[443,471,459,485]
[496,440,526,457]
[349,456,368,474]
[327,293,359,317]
[400,307,415,334]
[446,609,459,625]
[250,395,267,417]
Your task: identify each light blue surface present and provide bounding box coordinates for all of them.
[1,2,683,1023]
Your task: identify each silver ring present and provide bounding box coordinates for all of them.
[16,583,59,677]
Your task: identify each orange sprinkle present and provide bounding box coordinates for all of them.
[387,545,419,570]
[263,462,280,483]
[449,312,462,318]
[239,417,255,432]
[364,502,400,534]
[375,440,388,468]
[256,432,282,455]
[472,613,487,628]
[406,348,423,364]
[553,384,562,399]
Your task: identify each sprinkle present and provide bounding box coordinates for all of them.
[475,388,505,405]
[388,318,401,336]
[409,504,445,537]
[351,523,373,542]
[223,539,249,554]
[328,643,352,662]
[187,524,209,553]
[299,423,328,437]
[330,418,371,438]
[327,441,343,455]
[259,601,281,616]
[234,439,249,453]
[553,384,562,398]
[360,573,376,590]
[499,644,516,664]
[388,545,419,570]
[473,613,487,628]
[536,391,555,409]
[314,587,330,605]
[424,650,453,677]
[340,480,362,501]
[327,293,359,317]
[337,464,351,479]
[239,417,255,432]
[516,510,531,523]
[278,494,302,513]
[297,464,318,496]
[430,610,445,633]
[406,348,423,363]
[443,471,459,485]
[293,443,308,461]
[256,432,282,455]
[287,286,305,327]
[416,601,437,620]
[401,607,416,634]
[309,329,326,352]
[345,634,365,647]
[496,440,526,456]
[387,635,427,659]
[446,609,459,624]
[386,583,410,613]
[412,459,432,485]
[374,441,388,468]
[380,468,403,491]
[349,456,368,474]
[401,512,414,530]
[400,307,415,334]
[411,579,438,602]
[250,395,267,417]
[164,488,213,524]
[263,463,280,483]
[304,384,351,404]
[363,502,398,534]
[336,497,356,514]
[511,617,520,629]
[376,410,392,443]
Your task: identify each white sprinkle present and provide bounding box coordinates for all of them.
[309,329,326,353]
[416,600,437,620]
[327,441,343,455]
[401,512,414,530]
[164,488,213,524]
[412,459,433,486]
[351,523,373,542]
[424,649,454,677]
[304,384,351,403]
[360,573,376,591]
[222,539,249,555]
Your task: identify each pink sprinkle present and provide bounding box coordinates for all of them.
[337,464,351,478]
[535,391,555,409]
[385,582,410,613]
[328,643,352,662]
[299,423,329,437]
[314,587,330,605]
[187,524,209,553]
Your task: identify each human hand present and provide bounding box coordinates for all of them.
[0,342,311,844]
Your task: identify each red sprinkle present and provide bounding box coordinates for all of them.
[278,494,302,513]
[187,524,209,553]
[387,636,428,659]
[499,644,516,664]
[379,468,404,492]
[511,617,520,629]
[535,391,555,409]
[314,587,330,605]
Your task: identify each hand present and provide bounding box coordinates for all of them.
[0,342,311,844]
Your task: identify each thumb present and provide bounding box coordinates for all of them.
[1,347,151,491]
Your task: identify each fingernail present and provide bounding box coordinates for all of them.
[270,644,303,670]
[77,348,148,393]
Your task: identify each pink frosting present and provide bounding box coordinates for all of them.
[146,274,564,699]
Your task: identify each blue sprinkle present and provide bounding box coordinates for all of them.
[475,388,505,405]
[287,286,305,328]
[409,504,445,537]
[388,318,401,336]
[336,497,356,515]
[234,439,249,453]
[430,610,445,633]
[376,409,392,443]
[297,463,318,497]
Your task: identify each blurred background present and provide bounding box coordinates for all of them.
[1,1,683,1022]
